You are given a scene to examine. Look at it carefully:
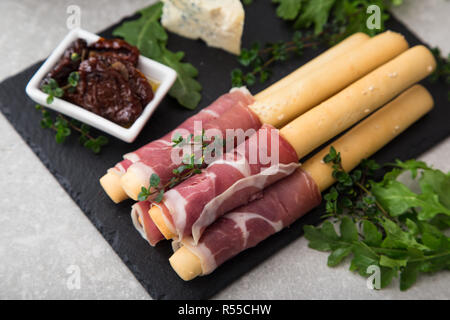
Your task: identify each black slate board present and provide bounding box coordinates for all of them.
[0,1,449,299]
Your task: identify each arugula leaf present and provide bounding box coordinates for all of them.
[362,220,382,247]
[113,3,202,110]
[328,246,352,267]
[304,221,340,252]
[400,262,421,291]
[379,255,407,268]
[272,0,303,20]
[371,179,450,220]
[391,159,430,178]
[381,218,428,251]
[348,241,379,276]
[340,216,358,242]
[160,48,202,109]
[419,168,450,209]
[294,0,336,34]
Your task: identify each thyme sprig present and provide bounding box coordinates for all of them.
[39,69,108,153]
[231,31,321,87]
[41,72,79,104]
[138,130,224,202]
[322,146,390,222]
[35,104,108,153]
[429,48,450,101]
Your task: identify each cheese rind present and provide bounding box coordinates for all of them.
[161,0,245,55]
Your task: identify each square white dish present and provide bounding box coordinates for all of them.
[26,28,177,143]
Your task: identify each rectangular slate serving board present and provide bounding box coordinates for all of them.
[0,1,448,299]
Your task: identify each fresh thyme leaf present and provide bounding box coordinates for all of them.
[231,30,320,87]
[150,173,160,188]
[137,130,212,201]
[35,104,108,153]
[155,190,165,203]
[238,43,260,66]
[231,68,244,87]
[429,48,450,101]
[68,71,80,87]
[113,2,202,110]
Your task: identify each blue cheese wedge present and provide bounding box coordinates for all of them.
[161,0,245,55]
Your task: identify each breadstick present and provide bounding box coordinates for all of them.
[280,45,436,158]
[250,31,408,127]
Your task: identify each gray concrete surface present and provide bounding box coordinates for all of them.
[0,0,449,300]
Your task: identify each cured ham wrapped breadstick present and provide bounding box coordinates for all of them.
[169,85,434,280]
[100,87,254,203]
[102,31,407,203]
[148,45,436,243]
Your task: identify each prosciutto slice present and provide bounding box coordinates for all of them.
[158,124,299,243]
[131,201,164,246]
[106,87,255,183]
[178,168,322,275]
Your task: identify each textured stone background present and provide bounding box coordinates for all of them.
[0,0,449,299]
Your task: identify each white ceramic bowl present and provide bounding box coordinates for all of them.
[26,28,177,143]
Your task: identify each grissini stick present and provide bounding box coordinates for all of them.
[250,31,407,128]
[169,85,434,281]
[254,32,369,101]
[280,45,436,159]
[113,31,406,201]
[148,45,436,242]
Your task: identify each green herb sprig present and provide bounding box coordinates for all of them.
[39,72,108,153]
[304,147,450,290]
[231,31,320,87]
[42,72,79,104]
[273,0,403,38]
[233,0,406,87]
[429,48,450,101]
[138,131,223,202]
[35,104,108,153]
